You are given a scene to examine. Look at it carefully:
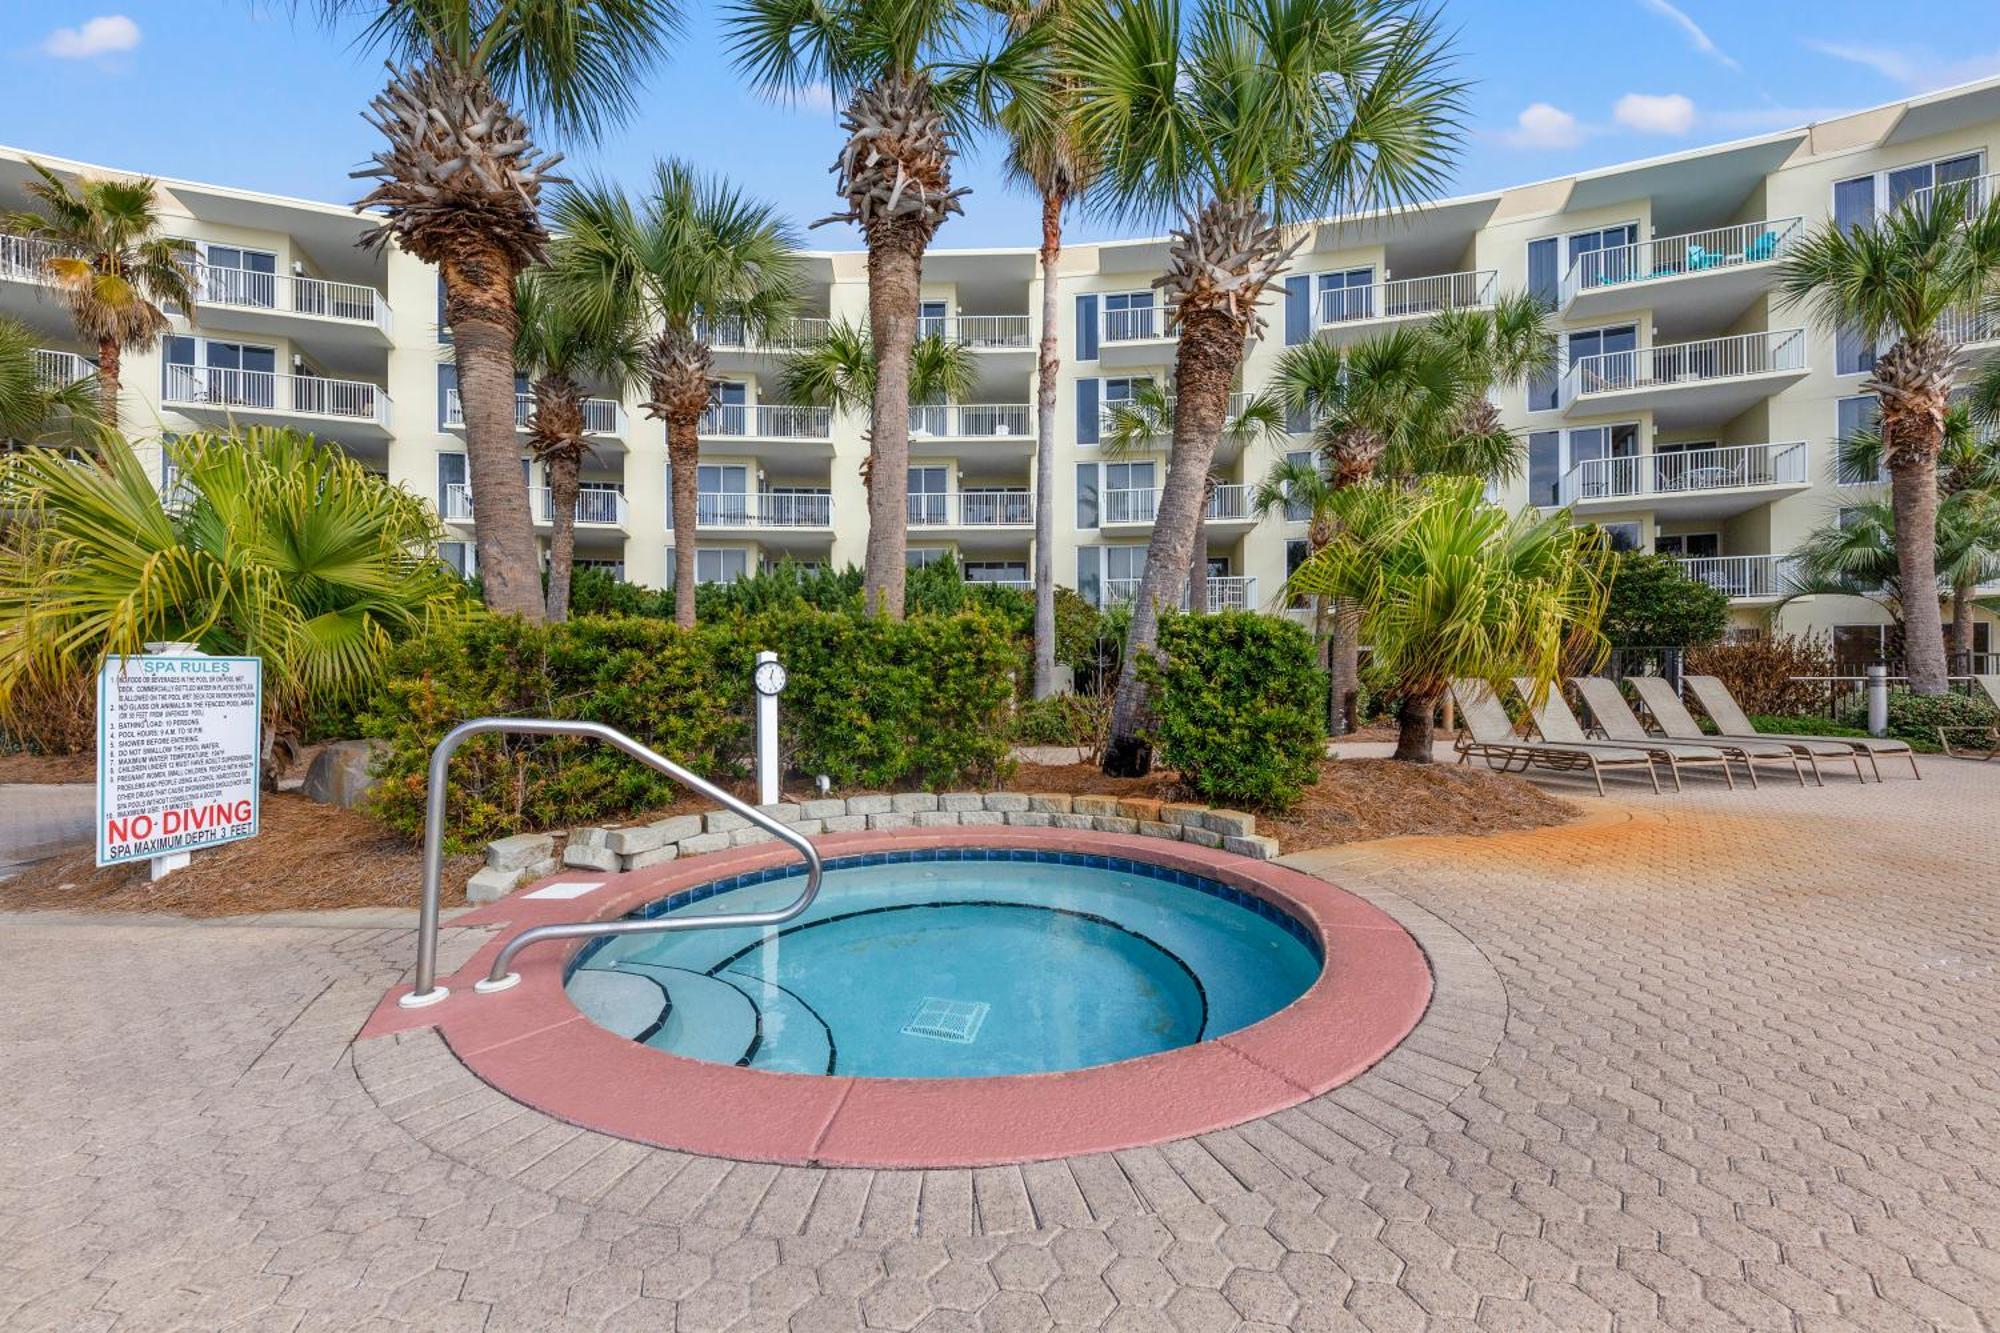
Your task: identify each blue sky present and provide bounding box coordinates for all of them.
[7,2,2000,250]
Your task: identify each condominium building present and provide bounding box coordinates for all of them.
[6,74,2000,663]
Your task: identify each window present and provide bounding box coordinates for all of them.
[1076,546,1100,605]
[1526,425,1639,505]
[1655,533,1718,558]
[436,452,467,517]
[439,541,473,576]
[1104,544,1146,604]
[1837,395,1885,484]
[965,562,1026,584]
[696,548,748,584]
[907,465,949,524]
[1317,267,1374,323]
[1835,152,1984,228]
[1527,431,1562,507]
[163,336,277,407]
[1285,538,1310,607]
[1565,324,1638,394]
[1833,624,1888,666]
[704,380,747,434]
[1596,522,1642,553]
[575,559,624,581]
[1283,449,1315,522]
[202,245,277,308]
[1104,460,1156,522]
[1527,237,1560,307]
[696,464,749,524]
[1837,506,1864,530]
[1527,224,1638,300]
[1836,324,1876,376]
[1103,376,1149,408]
[1075,462,1098,528]
[906,547,950,569]
[1103,291,1157,341]
[918,300,949,339]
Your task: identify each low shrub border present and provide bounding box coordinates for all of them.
[468,792,1278,901]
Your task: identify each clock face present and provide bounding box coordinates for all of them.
[754,660,788,696]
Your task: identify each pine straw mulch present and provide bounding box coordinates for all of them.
[0,792,480,919]
[0,751,95,784]
[2,757,1574,919]
[1014,758,1578,854]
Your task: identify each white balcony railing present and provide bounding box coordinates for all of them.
[1103,305,1167,343]
[195,264,392,334]
[693,491,833,528]
[699,402,834,440]
[163,365,390,426]
[0,233,57,283]
[443,483,628,526]
[1558,442,1809,506]
[1564,329,1807,403]
[699,316,835,351]
[444,388,622,435]
[1097,392,1258,437]
[1560,218,1802,305]
[968,577,1032,590]
[1937,304,2000,346]
[1905,172,2000,217]
[1102,574,1258,611]
[1103,483,1249,525]
[34,349,92,387]
[1675,554,1794,601]
[921,315,1032,348]
[1318,269,1497,326]
[907,490,1034,527]
[909,403,1032,438]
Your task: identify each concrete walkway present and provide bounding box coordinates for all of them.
[1,759,1997,1330]
[0,784,92,880]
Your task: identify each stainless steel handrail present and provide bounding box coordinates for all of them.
[400,717,823,1008]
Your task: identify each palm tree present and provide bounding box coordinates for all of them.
[4,162,196,430]
[784,322,977,546]
[1070,0,1463,773]
[1774,181,2000,693]
[0,427,464,764]
[1250,451,1339,650]
[325,0,682,622]
[1288,476,1610,762]
[724,0,1030,617]
[985,0,1102,696]
[1098,379,1283,612]
[1423,291,1558,464]
[0,316,100,451]
[547,163,799,627]
[512,270,641,622]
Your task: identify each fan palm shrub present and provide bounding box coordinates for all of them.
[4,162,196,429]
[725,0,1036,617]
[0,316,100,451]
[323,0,682,622]
[511,269,641,622]
[1787,493,2000,662]
[1774,180,2000,692]
[1250,451,1340,650]
[547,162,798,626]
[1070,0,1463,773]
[0,428,466,762]
[1288,477,1611,762]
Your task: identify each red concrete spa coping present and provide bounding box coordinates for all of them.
[361,828,1432,1169]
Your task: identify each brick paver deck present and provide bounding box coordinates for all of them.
[2,758,1997,1331]
[0,784,92,880]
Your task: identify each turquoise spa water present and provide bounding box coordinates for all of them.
[564,850,1322,1078]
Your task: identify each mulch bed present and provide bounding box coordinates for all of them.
[0,793,479,918]
[0,752,95,784]
[2,755,1573,918]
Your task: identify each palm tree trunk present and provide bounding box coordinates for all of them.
[1890,458,1950,692]
[667,416,702,629]
[1032,190,1064,698]
[1187,511,1210,613]
[1950,579,1973,674]
[96,337,120,432]
[544,449,580,623]
[1330,604,1361,734]
[1392,691,1440,763]
[863,241,921,619]
[449,268,544,622]
[1104,310,1239,776]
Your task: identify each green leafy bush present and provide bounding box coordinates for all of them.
[1602,552,1729,648]
[1744,713,1868,739]
[359,609,1020,846]
[1138,612,1325,810]
[1886,691,1998,751]
[1011,693,1109,752]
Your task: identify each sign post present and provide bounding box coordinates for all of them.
[96,646,262,879]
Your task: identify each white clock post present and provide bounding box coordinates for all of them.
[752,652,788,805]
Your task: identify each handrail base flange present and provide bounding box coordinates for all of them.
[399,985,451,1009]
[475,973,522,995]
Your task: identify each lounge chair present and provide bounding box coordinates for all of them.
[1448,678,1662,796]
[1626,675,1866,785]
[1684,675,1920,780]
[1570,675,1810,788]
[1937,675,2000,759]
[1513,678,1741,791]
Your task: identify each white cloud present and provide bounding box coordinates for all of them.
[1614,92,1697,135]
[796,82,838,116]
[1637,0,1740,74]
[1498,102,1585,150]
[41,15,140,59]
[1804,40,2000,94]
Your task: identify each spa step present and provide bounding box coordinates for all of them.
[718,969,837,1075]
[618,963,761,1066]
[567,967,669,1041]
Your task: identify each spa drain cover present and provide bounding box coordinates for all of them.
[902,998,990,1044]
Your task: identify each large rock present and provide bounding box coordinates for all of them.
[300,740,386,809]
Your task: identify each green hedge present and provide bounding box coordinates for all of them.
[1138,612,1326,811]
[360,610,1020,846]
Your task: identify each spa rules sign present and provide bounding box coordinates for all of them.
[96,653,262,866]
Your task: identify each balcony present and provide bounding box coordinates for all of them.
[1675,553,1794,602]
[924,315,1032,349]
[162,364,391,435]
[700,316,834,352]
[443,483,629,528]
[192,264,393,342]
[1315,269,1496,338]
[1101,304,1172,348]
[445,389,624,437]
[1559,442,1811,519]
[699,403,833,442]
[1906,171,2000,216]
[907,490,1034,529]
[1562,329,1808,427]
[1561,218,1802,324]
[1938,304,2000,348]
[1103,574,1259,612]
[1101,483,1251,528]
[34,349,91,387]
[691,490,833,529]
[0,233,55,286]
[909,403,1032,443]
